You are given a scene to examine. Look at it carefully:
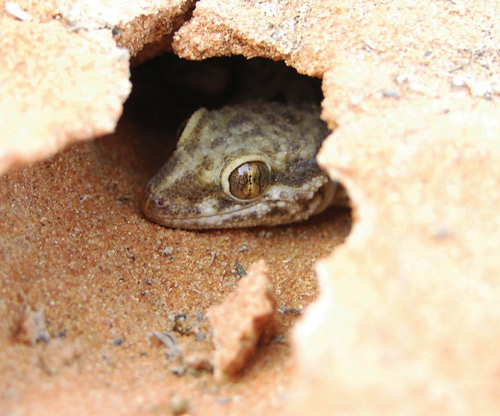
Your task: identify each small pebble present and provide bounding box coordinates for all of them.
[170,394,189,415]
[162,246,174,256]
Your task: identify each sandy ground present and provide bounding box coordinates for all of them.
[0,55,350,415]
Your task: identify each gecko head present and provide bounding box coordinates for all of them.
[141,102,335,229]
[141,150,336,230]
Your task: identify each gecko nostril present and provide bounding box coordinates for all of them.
[156,197,166,207]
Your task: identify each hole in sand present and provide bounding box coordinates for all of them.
[121,53,352,374]
[0,54,352,408]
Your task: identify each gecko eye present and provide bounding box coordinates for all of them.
[227,161,270,200]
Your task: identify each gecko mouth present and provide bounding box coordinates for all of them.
[141,185,327,230]
[142,187,261,223]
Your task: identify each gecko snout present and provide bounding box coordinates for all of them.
[141,185,168,222]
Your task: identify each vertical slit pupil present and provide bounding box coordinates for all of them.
[229,161,269,200]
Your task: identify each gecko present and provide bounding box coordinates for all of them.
[141,100,340,229]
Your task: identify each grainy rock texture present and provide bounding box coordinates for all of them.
[0,0,195,173]
[0,16,130,173]
[208,260,276,379]
[1,0,499,415]
[58,0,196,63]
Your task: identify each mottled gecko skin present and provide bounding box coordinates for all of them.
[141,101,336,229]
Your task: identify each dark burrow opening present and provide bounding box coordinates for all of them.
[111,53,353,377]
[125,53,350,224]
